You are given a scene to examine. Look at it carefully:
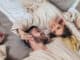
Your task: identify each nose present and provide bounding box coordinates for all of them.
[40,32,44,35]
[36,33,41,37]
[51,27,56,33]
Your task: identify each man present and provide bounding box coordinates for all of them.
[18,26,80,60]
[18,26,50,48]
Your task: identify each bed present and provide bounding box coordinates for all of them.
[0,0,80,60]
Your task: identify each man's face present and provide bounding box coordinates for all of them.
[30,28,47,41]
[49,19,65,36]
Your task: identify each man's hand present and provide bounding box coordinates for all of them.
[18,29,34,42]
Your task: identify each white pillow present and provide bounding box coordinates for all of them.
[0,0,61,34]
[0,0,32,32]
[32,2,62,30]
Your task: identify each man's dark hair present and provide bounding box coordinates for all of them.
[49,26,72,38]
[23,40,31,48]
[25,26,38,33]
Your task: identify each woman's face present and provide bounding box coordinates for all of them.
[49,19,65,36]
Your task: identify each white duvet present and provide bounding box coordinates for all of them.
[0,0,61,34]
[0,0,32,31]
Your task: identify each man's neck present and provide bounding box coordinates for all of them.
[30,41,47,51]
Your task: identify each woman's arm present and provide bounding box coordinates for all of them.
[63,12,80,42]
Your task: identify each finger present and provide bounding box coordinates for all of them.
[21,35,33,41]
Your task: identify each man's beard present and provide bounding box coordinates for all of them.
[33,36,49,44]
[49,26,72,38]
[23,36,49,48]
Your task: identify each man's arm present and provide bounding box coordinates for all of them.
[23,50,56,60]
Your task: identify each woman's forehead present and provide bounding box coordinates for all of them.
[49,20,58,27]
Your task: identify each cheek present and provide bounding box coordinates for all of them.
[55,29,64,36]
[32,33,40,37]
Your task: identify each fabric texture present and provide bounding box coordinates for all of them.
[0,0,62,34]
[23,50,63,60]
[47,38,80,60]
[0,45,6,60]
[0,0,63,37]
[23,38,80,60]
[32,2,61,30]
[0,11,31,60]
[48,0,76,11]
[0,0,32,31]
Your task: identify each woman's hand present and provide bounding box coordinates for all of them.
[75,17,80,29]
